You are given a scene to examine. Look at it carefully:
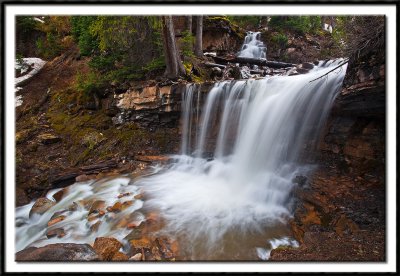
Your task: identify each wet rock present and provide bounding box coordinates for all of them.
[93,237,123,261]
[89,200,106,215]
[121,200,133,210]
[16,243,99,261]
[68,202,79,212]
[90,221,102,233]
[127,221,142,229]
[129,253,142,261]
[111,252,129,261]
[118,192,131,199]
[75,174,90,182]
[301,62,314,69]
[134,193,144,200]
[87,213,99,222]
[47,215,66,227]
[52,188,66,202]
[130,237,153,250]
[29,197,56,218]
[110,202,123,212]
[37,133,61,145]
[46,228,66,238]
[156,237,179,259]
[296,67,310,74]
[292,175,307,187]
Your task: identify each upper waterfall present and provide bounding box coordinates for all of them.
[237,31,267,59]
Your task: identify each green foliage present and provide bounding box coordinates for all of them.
[34,16,72,59]
[75,71,105,100]
[16,16,37,34]
[181,30,195,57]
[72,16,165,83]
[16,54,24,67]
[226,16,262,29]
[269,16,321,35]
[71,16,98,56]
[271,33,288,48]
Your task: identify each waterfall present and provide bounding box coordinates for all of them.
[237,31,267,59]
[138,59,348,259]
[15,29,347,260]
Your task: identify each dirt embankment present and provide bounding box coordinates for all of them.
[15,45,180,206]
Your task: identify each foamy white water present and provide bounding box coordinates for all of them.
[136,59,348,259]
[238,31,267,59]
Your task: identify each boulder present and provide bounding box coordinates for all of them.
[29,197,56,218]
[52,189,66,202]
[111,252,129,261]
[16,243,99,261]
[47,215,66,227]
[93,237,123,261]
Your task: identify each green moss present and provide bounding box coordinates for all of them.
[274,245,299,251]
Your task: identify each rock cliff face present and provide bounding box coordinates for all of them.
[112,82,214,128]
[319,55,385,177]
[270,54,385,261]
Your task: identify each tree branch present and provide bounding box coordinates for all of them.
[309,59,349,83]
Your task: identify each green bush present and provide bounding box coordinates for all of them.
[269,16,321,35]
[271,33,288,48]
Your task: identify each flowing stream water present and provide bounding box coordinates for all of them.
[15,34,348,261]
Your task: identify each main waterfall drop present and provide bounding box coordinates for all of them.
[140,58,347,259]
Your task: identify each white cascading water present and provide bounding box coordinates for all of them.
[237,31,267,59]
[139,59,347,259]
[15,32,348,260]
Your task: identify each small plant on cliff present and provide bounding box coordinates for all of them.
[271,33,288,48]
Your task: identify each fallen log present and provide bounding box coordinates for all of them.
[204,62,226,69]
[210,56,295,68]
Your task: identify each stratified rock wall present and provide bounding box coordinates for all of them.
[318,55,385,177]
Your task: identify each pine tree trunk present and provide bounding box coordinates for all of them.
[186,16,192,34]
[194,15,203,57]
[161,15,185,79]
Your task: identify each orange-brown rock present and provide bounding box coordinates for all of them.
[118,192,131,199]
[93,237,123,261]
[110,202,123,212]
[130,237,153,249]
[47,215,66,227]
[111,252,129,261]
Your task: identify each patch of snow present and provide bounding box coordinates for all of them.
[15,58,46,86]
[15,95,23,107]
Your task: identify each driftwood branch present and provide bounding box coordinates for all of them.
[309,59,349,83]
